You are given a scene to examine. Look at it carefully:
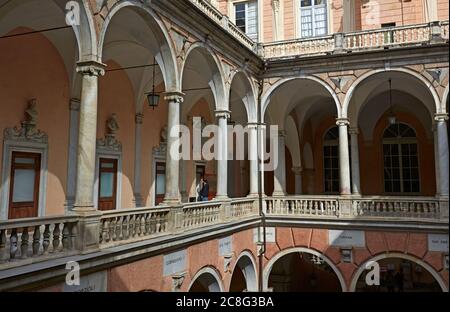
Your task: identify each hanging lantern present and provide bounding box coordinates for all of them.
[146,57,160,109]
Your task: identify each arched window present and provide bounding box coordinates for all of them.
[323,126,339,193]
[383,123,420,194]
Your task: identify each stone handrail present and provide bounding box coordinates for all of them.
[352,196,440,219]
[262,35,335,59]
[344,23,431,51]
[187,0,255,50]
[99,207,171,246]
[262,21,449,59]
[230,198,258,219]
[0,215,79,265]
[179,201,222,229]
[265,196,340,217]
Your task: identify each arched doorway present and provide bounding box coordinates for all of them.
[264,248,345,292]
[353,255,446,292]
[229,252,258,292]
[189,267,223,292]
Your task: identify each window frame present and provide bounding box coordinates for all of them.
[229,0,261,42]
[382,123,421,195]
[94,153,122,210]
[295,0,332,39]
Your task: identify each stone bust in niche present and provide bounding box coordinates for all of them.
[22,98,38,137]
[160,125,167,143]
[106,113,119,136]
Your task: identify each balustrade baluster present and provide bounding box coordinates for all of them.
[10,229,18,259]
[52,224,60,252]
[32,226,41,256]
[103,219,110,242]
[70,223,77,250]
[156,215,162,233]
[115,216,123,241]
[0,229,6,260]
[43,225,50,254]
[20,227,29,259]
[62,223,70,250]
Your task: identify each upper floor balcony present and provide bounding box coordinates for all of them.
[188,0,449,60]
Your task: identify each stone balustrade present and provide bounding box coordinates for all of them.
[99,207,171,246]
[262,21,449,59]
[188,0,255,50]
[0,216,79,265]
[352,196,440,219]
[0,196,446,268]
[265,196,340,217]
[230,198,258,218]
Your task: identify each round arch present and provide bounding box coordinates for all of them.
[349,252,448,292]
[98,0,179,92]
[180,42,227,111]
[188,266,224,292]
[263,247,347,292]
[261,76,342,122]
[342,68,441,119]
[229,250,258,292]
[229,70,258,123]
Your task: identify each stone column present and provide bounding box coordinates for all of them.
[349,127,361,195]
[248,123,259,196]
[343,0,356,32]
[292,166,303,195]
[133,113,144,207]
[66,98,80,210]
[73,61,105,211]
[273,130,286,196]
[336,118,351,195]
[435,114,449,197]
[215,110,230,199]
[433,124,440,196]
[163,92,184,204]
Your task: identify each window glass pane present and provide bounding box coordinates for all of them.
[100,172,114,197]
[12,169,35,202]
[247,1,258,40]
[101,162,114,169]
[156,173,165,195]
[14,157,35,165]
[315,0,326,4]
[301,0,312,6]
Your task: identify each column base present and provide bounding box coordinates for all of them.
[272,191,286,197]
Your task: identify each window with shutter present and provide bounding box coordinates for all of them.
[300,0,328,38]
[234,1,258,41]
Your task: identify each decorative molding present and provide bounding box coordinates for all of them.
[76,61,106,77]
[215,110,231,119]
[4,99,48,144]
[224,254,233,273]
[135,113,144,125]
[435,113,449,122]
[336,118,350,127]
[426,68,448,85]
[172,272,186,292]
[97,114,121,153]
[330,76,352,91]
[153,126,168,156]
[69,98,80,111]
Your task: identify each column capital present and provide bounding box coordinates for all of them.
[247,122,259,129]
[348,127,359,135]
[163,91,185,103]
[215,110,231,119]
[292,166,303,175]
[69,98,80,111]
[135,113,144,124]
[435,113,449,122]
[336,117,350,126]
[76,61,106,77]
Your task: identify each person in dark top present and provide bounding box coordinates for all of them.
[200,177,209,201]
[394,268,404,292]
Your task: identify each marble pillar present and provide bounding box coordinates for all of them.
[73,61,105,211]
[163,92,184,204]
[248,123,259,196]
[66,98,80,210]
[336,118,351,195]
[292,166,303,195]
[435,114,449,197]
[273,130,286,196]
[349,127,361,195]
[215,110,230,199]
[133,113,144,207]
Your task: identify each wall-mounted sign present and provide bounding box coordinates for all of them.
[329,230,365,247]
[163,250,186,276]
[428,234,449,252]
[219,236,232,256]
[253,227,276,243]
[63,271,107,292]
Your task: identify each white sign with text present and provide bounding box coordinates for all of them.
[163,250,187,276]
[329,230,365,247]
[219,236,233,256]
[428,234,449,252]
